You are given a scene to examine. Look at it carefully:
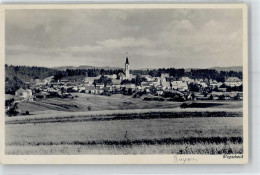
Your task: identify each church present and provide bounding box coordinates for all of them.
[118,56,135,80]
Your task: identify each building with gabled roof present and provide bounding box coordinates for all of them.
[15,88,33,100]
[225,77,242,87]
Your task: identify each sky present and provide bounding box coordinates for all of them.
[5,8,243,69]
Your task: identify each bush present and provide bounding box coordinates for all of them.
[180,103,188,108]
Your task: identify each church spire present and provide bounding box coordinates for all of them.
[125,52,130,80]
[125,51,129,64]
[126,57,129,64]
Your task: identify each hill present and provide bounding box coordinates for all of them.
[53,65,122,71]
[184,66,242,72]
[209,66,243,72]
[5,65,60,94]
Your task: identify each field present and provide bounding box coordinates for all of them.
[6,93,243,155]
[5,107,243,155]
[16,93,243,115]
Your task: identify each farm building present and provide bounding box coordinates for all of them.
[85,85,95,94]
[15,88,33,100]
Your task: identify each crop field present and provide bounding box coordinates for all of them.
[5,109,243,155]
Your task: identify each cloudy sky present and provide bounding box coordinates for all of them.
[5,8,243,69]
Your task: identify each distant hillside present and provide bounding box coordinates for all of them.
[53,65,122,71]
[209,66,243,72]
[54,65,242,72]
[185,66,242,72]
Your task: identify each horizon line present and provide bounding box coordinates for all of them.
[5,64,243,70]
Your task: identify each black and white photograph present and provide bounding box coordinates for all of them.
[1,4,248,164]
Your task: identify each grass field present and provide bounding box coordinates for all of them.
[16,93,243,115]
[6,110,243,155]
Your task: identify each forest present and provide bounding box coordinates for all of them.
[5,65,59,94]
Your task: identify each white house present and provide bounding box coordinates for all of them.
[85,85,95,94]
[15,88,33,100]
[225,77,242,87]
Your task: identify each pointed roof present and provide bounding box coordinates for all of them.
[126,57,129,64]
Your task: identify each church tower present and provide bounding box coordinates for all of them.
[125,56,130,80]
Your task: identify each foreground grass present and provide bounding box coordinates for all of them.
[6,117,243,155]
[6,142,242,155]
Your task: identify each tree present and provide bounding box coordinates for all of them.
[127,88,133,95]
[188,83,200,92]
[6,102,20,116]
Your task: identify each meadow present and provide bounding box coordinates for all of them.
[6,109,243,155]
[16,93,243,115]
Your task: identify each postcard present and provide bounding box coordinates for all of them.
[0,4,248,164]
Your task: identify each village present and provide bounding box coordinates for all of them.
[11,57,243,104]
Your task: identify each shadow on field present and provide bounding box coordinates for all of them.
[9,136,243,146]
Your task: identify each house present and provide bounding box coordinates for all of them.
[78,86,86,92]
[225,77,242,87]
[177,82,188,92]
[210,94,219,100]
[172,78,182,84]
[125,84,136,89]
[224,94,231,100]
[156,90,163,96]
[103,86,113,92]
[72,86,79,92]
[171,81,178,90]
[218,87,227,92]
[105,74,117,79]
[171,81,188,91]
[199,82,208,88]
[43,76,54,85]
[85,85,95,94]
[112,79,121,89]
[15,88,33,100]
[238,93,243,100]
[84,76,100,85]
[95,83,105,88]
[140,75,153,81]
[141,82,150,90]
[148,80,160,87]
[166,77,177,82]
[161,81,171,90]
[112,79,121,85]
[210,81,223,89]
[181,77,190,82]
[94,87,104,95]
[60,79,69,83]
